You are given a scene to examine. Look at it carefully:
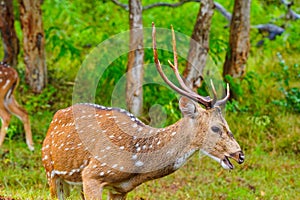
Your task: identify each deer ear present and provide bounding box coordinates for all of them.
[179,96,198,118]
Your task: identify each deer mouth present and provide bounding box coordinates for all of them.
[221,156,234,170]
[201,150,244,170]
[221,151,245,170]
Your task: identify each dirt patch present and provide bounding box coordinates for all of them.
[0,196,16,200]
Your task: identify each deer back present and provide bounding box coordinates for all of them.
[0,62,18,99]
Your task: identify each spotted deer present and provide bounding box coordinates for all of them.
[42,24,244,200]
[0,62,34,151]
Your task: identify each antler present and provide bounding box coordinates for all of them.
[167,25,195,94]
[152,23,230,108]
[210,79,230,107]
[213,81,230,107]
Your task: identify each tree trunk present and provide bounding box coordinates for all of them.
[183,0,214,91]
[126,0,144,116]
[223,0,251,78]
[0,0,19,67]
[19,0,47,93]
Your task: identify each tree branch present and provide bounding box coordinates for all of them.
[143,0,200,10]
[214,2,231,22]
[252,23,285,47]
[111,0,201,11]
[252,24,285,39]
[281,0,300,20]
[111,0,129,11]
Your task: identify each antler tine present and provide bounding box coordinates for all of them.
[210,79,218,105]
[152,23,212,108]
[152,24,187,95]
[168,25,195,94]
[214,83,230,107]
[170,25,178,70]
[168,26,214,107]
[152,23,194,99]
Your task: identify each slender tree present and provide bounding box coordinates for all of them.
[183,0,214,90]
[19,0,47,93]
[223,0,251,78]
[0,0,19,67]
[126,0,144,116]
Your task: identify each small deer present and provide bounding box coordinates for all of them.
[42,24,244,200]
[0,62,34,151]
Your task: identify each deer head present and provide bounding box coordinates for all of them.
[152,23,244,169]
[42,24,244,200]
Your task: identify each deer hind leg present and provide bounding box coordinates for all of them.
[6,96,34,151]
[0,105,11,147]
[107,192,127,200]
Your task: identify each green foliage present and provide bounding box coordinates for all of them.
[274,87,300,113]
[224,71,260,113]
[23,85,57,113]
[224,75,244,97]
[247,115,271,128]
[225,99,251,113]
[45,27,81,62]
[0,0,300,199]
[272,53,300,113]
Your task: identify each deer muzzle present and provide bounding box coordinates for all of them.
[230,151,245,164]
[221,151,244,170]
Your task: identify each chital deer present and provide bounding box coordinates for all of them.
[42,24,244,200]
[0,62,34,151]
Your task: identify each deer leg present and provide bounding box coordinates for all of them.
[80,186,85,200]
[49,176,71,200]
[107,192,127,200]
[82,179,107,200]
[6,96,34,151]
[82,167,107,200]
[44,161,62,200]
[49,176,58,199]
[60,180,71,199]
[0,106,11,148]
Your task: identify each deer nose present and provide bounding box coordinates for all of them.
[230,151,245,164]
[237,151,245,164]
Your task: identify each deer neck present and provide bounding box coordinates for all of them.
[117,117,201,173]
[157,118,200,170]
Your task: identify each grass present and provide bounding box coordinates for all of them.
[132,152,300,200]
[0,141,299,199]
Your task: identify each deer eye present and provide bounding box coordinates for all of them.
[211,126,220,133]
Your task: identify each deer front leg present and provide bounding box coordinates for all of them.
[6,97,34,151]
[80,186,85,200]
[49,176,70,200]
[0,108,11,147]
[82,167,107,200]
